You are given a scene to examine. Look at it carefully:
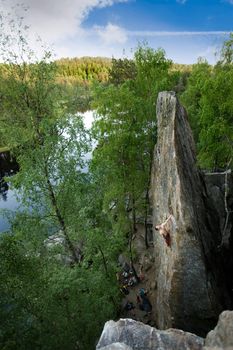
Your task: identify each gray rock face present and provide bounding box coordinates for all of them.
[98,343,133,350]
[203,172,233,308]
[204,172,233,249]
[96,318,204,350]
[204,311,233,349]
[150,92,225,335]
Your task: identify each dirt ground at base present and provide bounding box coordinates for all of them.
[119,223,158,327]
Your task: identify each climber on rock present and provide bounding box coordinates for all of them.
[155,215,173,248]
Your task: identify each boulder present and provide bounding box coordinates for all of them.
[44,232,83,264]
[150,92,227,335]
[44,232,65,249]
[96,318,204,350]
[204,311,233,349]
[98,343,133,350]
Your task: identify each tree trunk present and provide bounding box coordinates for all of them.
[144,151,153,248]
[98,245,109,277]
[44,163,79,263]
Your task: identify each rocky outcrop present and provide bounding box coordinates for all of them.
[150,92,230,335]
[97,93,233,349]
[97,311,233,350]
[96,318,204,350]
[204,311,233,349]
[98,343,133,350]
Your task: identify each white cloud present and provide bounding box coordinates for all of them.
[0,0,229,64]
[95,23,128,44]
[225,0,233,4]
[0,0,129,42]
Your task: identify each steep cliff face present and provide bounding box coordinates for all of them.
[204,172,233,306]
[150,92,229,335]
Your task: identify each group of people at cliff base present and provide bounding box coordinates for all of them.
[118,261,140,291]
[117,260,152,314]
[123,288,152,313]
[116,253,152,313]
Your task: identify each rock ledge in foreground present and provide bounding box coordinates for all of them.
[96,318,204,350]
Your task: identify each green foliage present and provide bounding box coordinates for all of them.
[0,233,120,350]
[181,35,233,169]
[0,62,120,348]
[91,45,176,243]
[109,57,136,85]
[181,59,211,144]
[0,55,60,149]
[60,82,93,113]
[170,63,193,95]
[197,63,233,168]
[2,5,233,349]
[0,8,121,349]
[218,32,233,64]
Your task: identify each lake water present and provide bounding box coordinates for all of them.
[0,152,20,232]
[0,111,94,232]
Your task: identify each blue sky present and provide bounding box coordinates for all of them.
[1,0,233,63]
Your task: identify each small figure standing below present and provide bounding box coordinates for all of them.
[137,288,152,313]
[155,214,173,247]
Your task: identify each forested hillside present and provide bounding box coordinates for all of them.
[55,56,112,84]
[55,57,192,86]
